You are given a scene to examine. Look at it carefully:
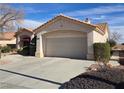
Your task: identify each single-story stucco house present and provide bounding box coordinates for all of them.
[0,32,16,47]
[111,44,124,60]
[33,14,109,59]
[4,14,109,59]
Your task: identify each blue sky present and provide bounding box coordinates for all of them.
[10,3,124,43]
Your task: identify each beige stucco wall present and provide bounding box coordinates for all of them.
[87,28,109,59]
[35,32,44,57]
[87,31,94,59]
[93,29,109,43]
[0,38,16,46]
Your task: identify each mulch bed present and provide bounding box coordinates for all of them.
[60,68,124,89]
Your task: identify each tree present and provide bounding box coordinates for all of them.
[0,4,24,58]
[109,39,116,47]
[110,31,122,42]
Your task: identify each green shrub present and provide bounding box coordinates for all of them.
[17,46,29,55]
[17,48,23,53]
[1,46,11,53]
[93,43,110,64]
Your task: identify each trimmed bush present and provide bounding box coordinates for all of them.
[60,68,124,89]
[0,46,11,53]
[93,43,110,64]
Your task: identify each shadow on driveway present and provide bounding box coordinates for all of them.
[0,69,62,86]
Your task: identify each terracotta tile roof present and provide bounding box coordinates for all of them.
[34,14,97,34]
[19,28,33,33]
[0,32,16,40]
[23,28,33,32]
[16,28,33,35]
[112,45,124,51]
[96,23,108,33]
[34,14,108,35]
[57,14,97,27]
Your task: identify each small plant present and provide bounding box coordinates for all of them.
[17,46,30,55]
[0,46,11,53]
[17,48,23,53]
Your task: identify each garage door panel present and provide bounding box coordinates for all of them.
[45,36,87,59]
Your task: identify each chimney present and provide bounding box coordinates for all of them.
[85,18,91,24]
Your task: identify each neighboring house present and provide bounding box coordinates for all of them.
[34,14,109,59]
[0,28,34,50]
[0,32,16,47]
[111,45,124,60]
[112,44,124,51]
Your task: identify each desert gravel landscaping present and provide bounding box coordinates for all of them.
[60,67,124,89]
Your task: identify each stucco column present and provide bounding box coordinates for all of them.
[31,34,34,40]
[35,33,44,58]
[87,31,94,60]
[16,35,20,49]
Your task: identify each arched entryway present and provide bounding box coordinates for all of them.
[19,35,31,55]
[20,35,30,48]
[16,28,34,56]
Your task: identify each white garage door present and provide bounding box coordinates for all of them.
[44,31,87,59]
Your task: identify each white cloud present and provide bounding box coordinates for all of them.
[92,15,106,20]
[108,16,124,26]
[20,19,44,29]
[16,6,44,14]
[64,5,124,17]
[23,7,44,13]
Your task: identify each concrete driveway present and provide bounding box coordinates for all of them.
[0,54,118,89]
